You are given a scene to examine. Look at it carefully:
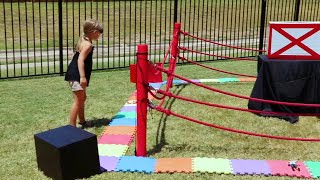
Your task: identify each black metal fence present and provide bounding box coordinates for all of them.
[1,0,319,79]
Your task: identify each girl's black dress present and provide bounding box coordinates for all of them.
[65,47,93,86]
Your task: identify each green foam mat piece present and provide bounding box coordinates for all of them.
[193,157,233,174]
[114,111,137,119]
[98,144,129,157]
[198,79,220,83]
[305,161,320,178]
[218,78,239,83]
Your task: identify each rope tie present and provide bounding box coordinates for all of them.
[164,109,171,116]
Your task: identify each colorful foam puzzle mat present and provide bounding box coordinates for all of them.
[97,78,320,178]
[116,156,157,173]
[193,157,232,174]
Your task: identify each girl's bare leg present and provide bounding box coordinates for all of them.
[70,90,86,126]
[78,92,87,124]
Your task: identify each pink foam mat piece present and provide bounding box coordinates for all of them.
[98,134,133,145]
[267,160,311,178]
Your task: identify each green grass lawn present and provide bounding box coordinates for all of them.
[0,60,319,180]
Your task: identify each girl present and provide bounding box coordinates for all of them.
[65,19,103,128]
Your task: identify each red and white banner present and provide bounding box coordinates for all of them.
[268,21,320,60]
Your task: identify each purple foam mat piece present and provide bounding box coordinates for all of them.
[231,159,271,175]
[191,79,200,83]
[120,106,136,112]
[99,156,120,172]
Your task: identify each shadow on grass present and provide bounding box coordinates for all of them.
[147,84,187,156]
[83,117,113,129]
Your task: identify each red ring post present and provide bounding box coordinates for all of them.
[136,44,148,156]
[167,23,181,88]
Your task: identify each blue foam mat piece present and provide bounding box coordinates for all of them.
[149,83,164,89]
[113,111,136,119]
[115,156,156,173]
[218,78,239,83]
[162,79,200,86]
[172,80,188,84]
[109,118,136,126]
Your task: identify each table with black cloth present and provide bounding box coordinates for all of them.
[248,55,320,123]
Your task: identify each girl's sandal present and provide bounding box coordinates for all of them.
[78,121,93,129]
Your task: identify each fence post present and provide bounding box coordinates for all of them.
[173,0,178,23]
[136,44,149,157]
[258,0,267,54]
[58,0,63,76]
[293,0,301,21]
[167,23,181,88]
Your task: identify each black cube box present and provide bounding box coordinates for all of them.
[34,125,100,180]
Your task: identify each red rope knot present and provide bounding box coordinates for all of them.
[161,91,173,97]
[154,107,171,116]
[173,32,180,39]
[154,65,161,71]
[178,56,186,61]
[181,31,188,35]
[164,109,171,116]
[179,46,186,51]
[166,70,173,76]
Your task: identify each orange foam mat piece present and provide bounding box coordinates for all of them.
[126,100,136,104]
[155,158,193,173]
[148,93,155,100]
[128,96,137,101]
[128,93,154,101]
[238,77,256,82]
[103,126,136,135]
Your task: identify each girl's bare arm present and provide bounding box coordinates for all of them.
[78,42,92,87]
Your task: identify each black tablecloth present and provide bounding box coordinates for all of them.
[248,55,320,123]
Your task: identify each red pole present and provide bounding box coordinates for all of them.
[168,23,181,88]
[136,44,148,157]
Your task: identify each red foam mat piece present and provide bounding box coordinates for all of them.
[98,134,133,145]
[267,160,311,178]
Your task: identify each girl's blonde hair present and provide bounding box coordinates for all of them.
[75,19,103,52]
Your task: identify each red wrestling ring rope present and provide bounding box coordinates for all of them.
[156,66,320,108]
[160,46,171,67]
[181,31,266,52]
[147,85,166,100]
[179,56,256,78]
[156,89,320,116]
[179,46,256,62]
[152,106,320,142]
[160,31,179,67]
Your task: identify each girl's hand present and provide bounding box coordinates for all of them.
[80,77,88,87]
